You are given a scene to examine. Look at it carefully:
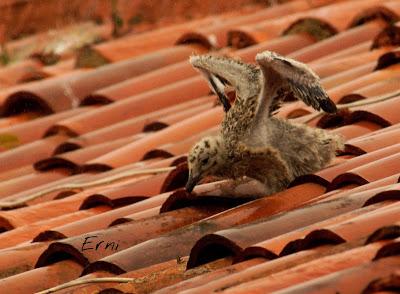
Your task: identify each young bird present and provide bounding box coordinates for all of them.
[185,51,344,195]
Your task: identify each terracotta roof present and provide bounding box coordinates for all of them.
[0,0,400,293]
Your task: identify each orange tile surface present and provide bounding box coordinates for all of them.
[0,0,399,293]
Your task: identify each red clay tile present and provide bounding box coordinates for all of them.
[37,271,114,294]
[0,59,45,88]
[0,113,36,128]
[47,81,212,137]
[345,127,400,154]
[314,40,373,63]
[322,61,377,90]
[0,170,68,199]
[353,121,400,140]
[0,242,49,279]
[0,206,109,249]
[53,96,215,151]
[86,18,213,62]
[83,107,223,169]
[0,134,68,173]
[0,165,35,182]
[349,1,400,27]
[34,136,139,174]
[108,206,161,226]
[0,157,175,212]
[0,73,84,116]
[177,0,313,49]
[40,58,76,77]
[0,106,90,148]
[34,193,170,242]
[243,198,397,260]
[1,45,201,115]
[71,255,235,294]
[154,258,265,294]
[78,145,178,174]
[0,260,83,293]
[273,253,400,294]
[290,20,388,63]
[228,0,380,49]
[312,47,393,78]
[99,257,252,293]
[1,1,400,292]
[219,239,399,294]
[349,94,400,126]
[328,152,400,189]
[332,121,383,140]
[371,21,400,49]
[308,171,400,202]
[159,188,251,214]
[327,64,400,102]
[298,201,400,246]
[313,143,400,183]
[188,183,397,267]
[35,203,226,271]
[150,101,214,126]
[77,182,325,275]
[86,60,197,103]
[147,126,219,159]
[0,193,86,230]
[236,34,316,63]
[186,235,397,294]
[347,77,400,101]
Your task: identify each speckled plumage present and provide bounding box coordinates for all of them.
[186,51,344,195]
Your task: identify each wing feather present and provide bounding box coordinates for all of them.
[208,73,231,112]
[255,51,337,116]
[194,67,231,112]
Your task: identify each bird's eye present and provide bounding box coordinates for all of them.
[201,158,209,165]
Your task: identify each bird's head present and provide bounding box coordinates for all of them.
[186,136,225,193]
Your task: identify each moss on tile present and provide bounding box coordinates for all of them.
[0,44,10,65]
[0,264,32,279]
[0,134,20,149]
[75,45,109,68]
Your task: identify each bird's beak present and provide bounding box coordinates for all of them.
[185,173,201,193]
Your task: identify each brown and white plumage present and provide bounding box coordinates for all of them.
[255,51,336,117]
[186,51,344,195]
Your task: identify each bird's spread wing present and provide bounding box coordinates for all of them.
[255,51,337,117]
[190,54,261,113]
[190,54,263,142]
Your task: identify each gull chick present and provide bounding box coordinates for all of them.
[186,51,344,195]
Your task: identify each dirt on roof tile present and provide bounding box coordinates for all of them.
[0,134,69,173]
[209,240,399,294]
[0,242,49,280]
[35,193,170,242]
[0,259,83,293]
[273,251,400,294]
[188,192,393,267]
[0,206,109,249]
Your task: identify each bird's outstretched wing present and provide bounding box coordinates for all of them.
[190,54,261,113]
[255,51,337,117]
